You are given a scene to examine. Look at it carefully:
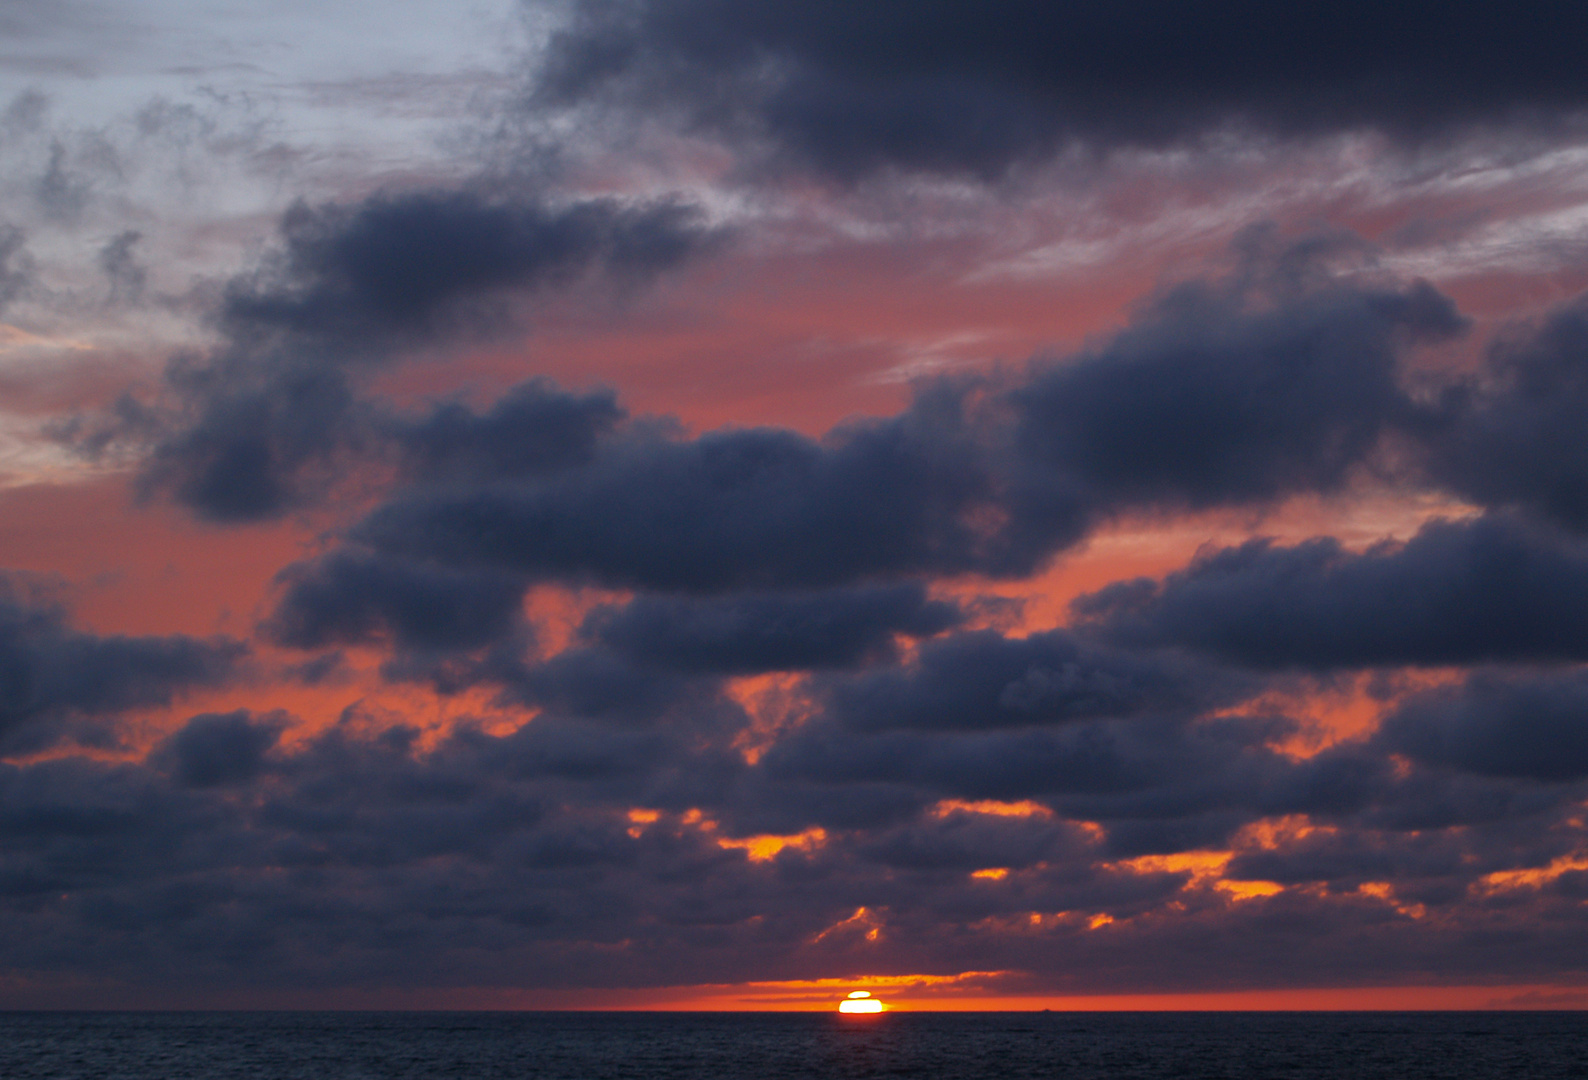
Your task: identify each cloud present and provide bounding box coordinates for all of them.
[221,190,710,347]
[0,652,1576,999]
[0,223,35,311]
[392,377,625,483]
[97,229,145,304]
[1074,514,1588,670]
[1422,294,1588,531]
[757,713,1292,833]
[582,584,961,675]
[140,359,360,522]
[353,380,1000,590]
[1377,669,1588,781]
[149,709,286,788]
[382,582,970,723]
[13,0,1588,1010]
[264,551,528,653]
[266,537,969,703]
[0,575,245,753]
[532,0,1588,179]
[1222,814,1549,898]
[855,807,1092,873]
[497,647,715,724]
[348,250,1463,591]
[818,627,1246,732]
[35,140,90,221]
[126,188,716,522]
[996,260,1464,569]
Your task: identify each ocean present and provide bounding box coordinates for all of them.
[0,1010,1581,1079]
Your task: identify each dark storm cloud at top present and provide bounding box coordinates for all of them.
[532,0,1588,178]
[125,188,716,522]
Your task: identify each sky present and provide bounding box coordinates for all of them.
[1,0,1588,1010]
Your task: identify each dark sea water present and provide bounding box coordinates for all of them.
[0,1011,1582,1080]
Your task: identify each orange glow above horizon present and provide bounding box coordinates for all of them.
[395,977,1588,1012]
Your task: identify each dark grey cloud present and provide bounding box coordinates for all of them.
[1422,295,1588,531]
[35,140,89,221]
[403,582,969,725]
[141,360,359,522]
[0,575,244,754]
[533,0,1588,179]
[1224,815,1565,900]
[751,694,1577,858]
[222,190,708,348]
[0,718,766,993]
[996,267,1463,569]
[393,378,625,484]
[350,258,1461,592]
[0,672,1577,1000]
[354,381,998,590]
[0,755,219,908]
[265,551,527,653]
[264,466,970,710]
[1075,514,1588,670]
[1377,670,1588,781]
[757,713,1291,833]
[150,710,285,788]
[819,627,1247,733]
[97,229,145,304]
[854,808,1092,873]
[0,223,35,311]
[498,647,708,723]
[126,188,715,522]
[1011,277,1461,508]
[581,584,961,674]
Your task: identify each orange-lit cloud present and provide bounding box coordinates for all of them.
[1478,853,1588,894]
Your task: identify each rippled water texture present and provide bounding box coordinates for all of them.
[1,1010,1582,1079]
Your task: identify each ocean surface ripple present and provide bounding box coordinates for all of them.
[0,1010,1581,1079]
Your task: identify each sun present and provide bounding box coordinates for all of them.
[838,990,885,1014]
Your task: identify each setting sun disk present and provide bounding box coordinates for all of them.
[838,991,885,1013]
